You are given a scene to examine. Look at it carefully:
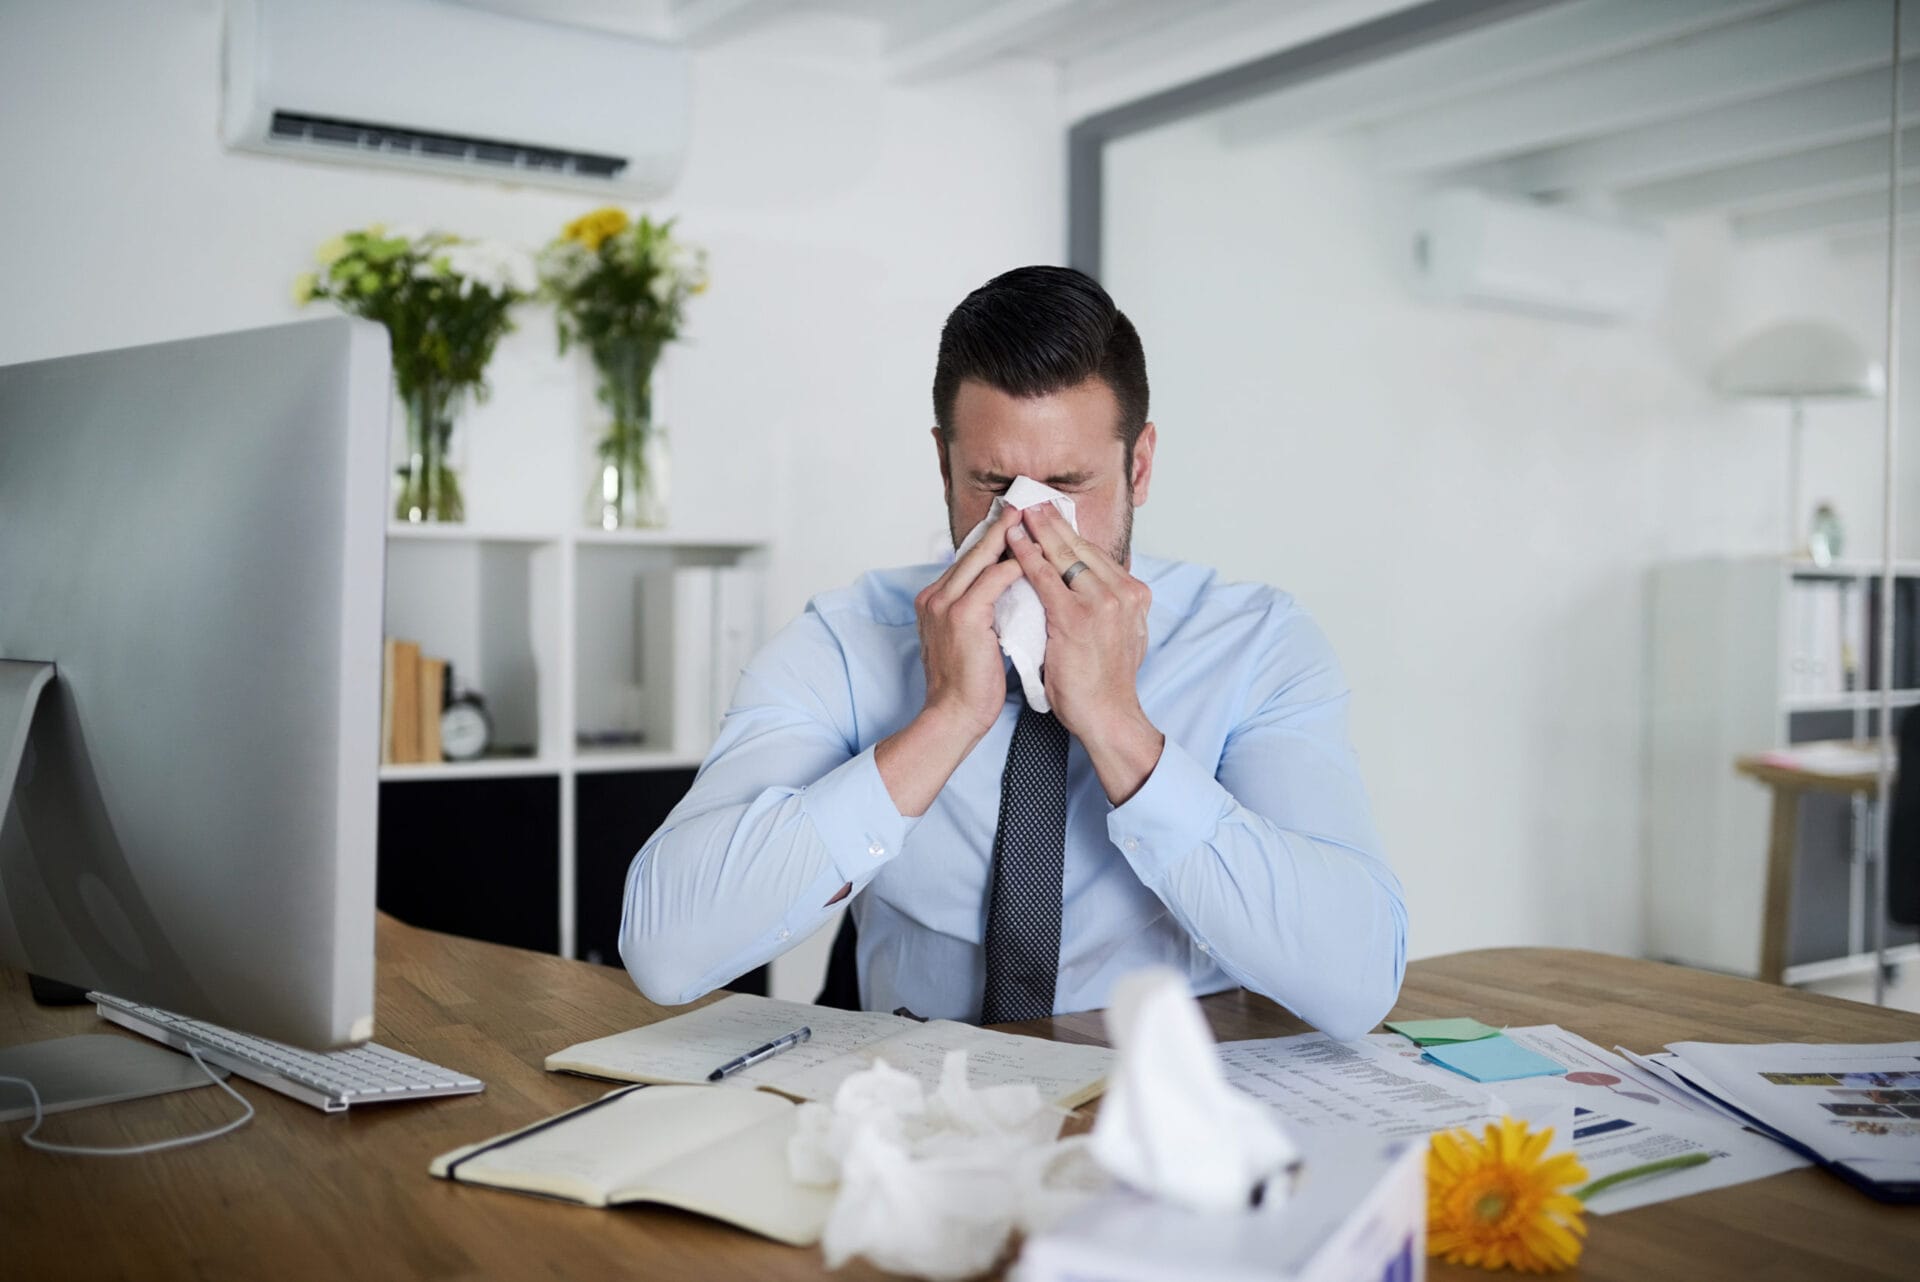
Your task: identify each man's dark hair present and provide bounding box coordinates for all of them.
[932,266,1149,458]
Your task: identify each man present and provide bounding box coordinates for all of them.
[620,266,1405,1040]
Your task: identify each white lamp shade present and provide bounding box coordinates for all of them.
[1714,320,1885,399]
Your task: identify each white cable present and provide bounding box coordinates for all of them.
[0,1045,254,1156]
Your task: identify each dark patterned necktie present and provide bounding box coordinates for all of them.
[980,703,1070,1024]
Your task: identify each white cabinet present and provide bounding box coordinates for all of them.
[379,523,769,959]
[1646,556,1918,981]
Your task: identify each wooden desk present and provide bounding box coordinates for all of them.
[5,919,1919,1281]
[1736,741,1886,984]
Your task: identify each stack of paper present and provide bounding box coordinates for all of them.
[1631,1040,1920,1203]
[1218,1025,1809,1215]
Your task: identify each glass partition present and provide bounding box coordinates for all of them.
[1094,0,1910,1002]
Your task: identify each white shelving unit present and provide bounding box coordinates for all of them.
[1647,555,1916,982]
[380,522,770,959]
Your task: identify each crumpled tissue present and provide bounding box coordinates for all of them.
[1089,966,1301,1213]
[952,475,1077,713]
[788,1050,1107,1280]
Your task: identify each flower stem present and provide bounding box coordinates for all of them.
[1572,1152,1713,1202]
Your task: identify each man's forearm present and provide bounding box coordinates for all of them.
[874,703,986,817]
[1079,705,1165,807]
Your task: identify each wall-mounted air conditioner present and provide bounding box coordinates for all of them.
[1411,188,1668,324]
[222,0,690,198]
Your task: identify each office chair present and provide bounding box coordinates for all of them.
[815,913,861,1010]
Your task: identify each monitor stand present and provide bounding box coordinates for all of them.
[0,661,225,1115]
[0,660,55,819]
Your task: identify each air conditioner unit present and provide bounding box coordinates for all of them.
[1411,188,1667,324]
[221,0,690,198]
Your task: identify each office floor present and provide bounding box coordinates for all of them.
[1802,964,1920,1013]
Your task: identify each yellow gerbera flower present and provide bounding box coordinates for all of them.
[291,271,317,306]
[562,206,631,253]
[1428,1118,1588,1273]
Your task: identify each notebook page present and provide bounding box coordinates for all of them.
[440,1086,787,1198]
[547,994,912,1094]
[772,1019,1115,1107]
[627,1104,835,1246]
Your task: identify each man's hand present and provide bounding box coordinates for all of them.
[915,502,1026,742]
[1008,503,1165,804]
[872,503,1025,825]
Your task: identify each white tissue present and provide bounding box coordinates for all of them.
[788,1050,1100,1280]
[1089,967,1300,1214]
[953,476,1078,714]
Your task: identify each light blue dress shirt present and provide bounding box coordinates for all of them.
[619,554,1407,1040]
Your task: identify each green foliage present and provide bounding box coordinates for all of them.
[538,211,708,426]
[298,227,531,405]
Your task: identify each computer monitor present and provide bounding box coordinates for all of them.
[0,316,390,1050]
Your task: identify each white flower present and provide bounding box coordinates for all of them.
[441,239,535,298]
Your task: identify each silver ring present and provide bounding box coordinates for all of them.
[1061,560,1091,588]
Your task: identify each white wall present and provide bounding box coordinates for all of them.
[0,0,1062,998]
[1103,122,1896,965]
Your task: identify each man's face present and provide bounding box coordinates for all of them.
[936,376,1156,569]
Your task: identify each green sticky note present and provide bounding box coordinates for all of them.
[1384,1018,1501,1046]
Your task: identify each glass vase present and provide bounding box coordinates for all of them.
[396,382,466,524]
[592,421,669,530]
[587,340,669,529]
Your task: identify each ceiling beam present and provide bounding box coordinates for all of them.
[669,0,787,47]
[1366,0,1899,174]
[886,0,1081,83]
[1215,0,1790,149]
[1477,61,1920,196]
[1732,178,1920,240]
[1618,130,1920,217]
[1063,0,1426,121]
[1828,219,1920,255]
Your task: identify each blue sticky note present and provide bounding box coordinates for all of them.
[1422,1035,1567,1083]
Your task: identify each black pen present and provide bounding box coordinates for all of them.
[707,1026,812,1082]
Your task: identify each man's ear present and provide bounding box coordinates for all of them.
[1129,421,1157,508]
[932,427,951,502]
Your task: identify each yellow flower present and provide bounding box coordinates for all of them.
[315,235,348,267]
[291,271,317,306]
[1428,1118,1588,1273]
[562,206,630,253]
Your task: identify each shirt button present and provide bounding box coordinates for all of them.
[868,841,885,857]
[1198,941,1211,954]
[1123,837,1139,853]
[778,929,791,941]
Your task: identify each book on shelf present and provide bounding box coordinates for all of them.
[381,638,398,766]
[635,563,766,759]
[381,638,449,765]
[418,656,446,764]
[391,640,421,764]
[1788,579,1852,699]
[429,1083,832,1245]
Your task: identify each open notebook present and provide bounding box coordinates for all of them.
[430,1084,832,1245]
[546,993,1114,1109]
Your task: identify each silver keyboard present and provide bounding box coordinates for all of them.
[91,992,484,1114]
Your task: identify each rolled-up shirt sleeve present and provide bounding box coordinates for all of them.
[1106,607,1406,1041]
[618,607,915,1006]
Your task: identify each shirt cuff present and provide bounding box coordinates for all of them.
[1106,737,1232,884]
[801,744,920,888]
